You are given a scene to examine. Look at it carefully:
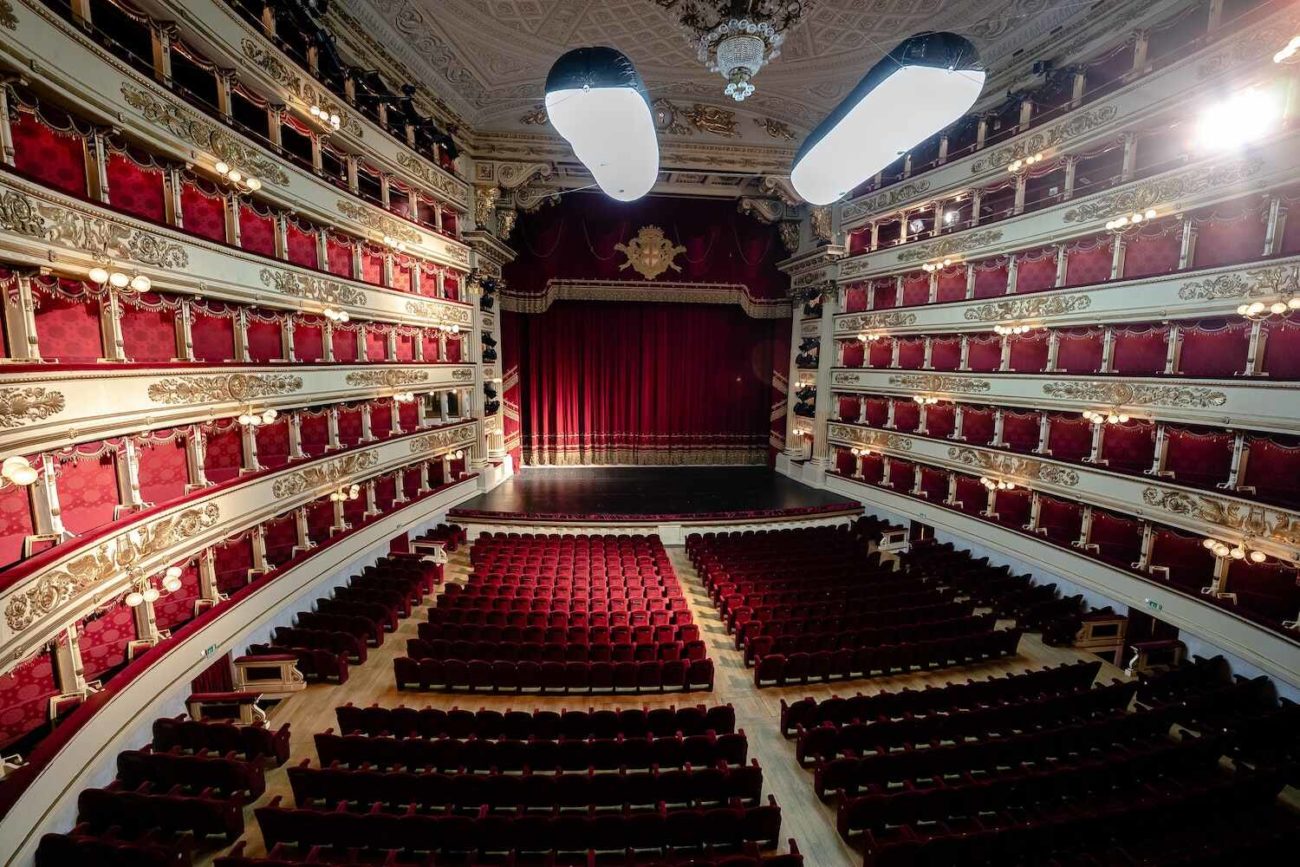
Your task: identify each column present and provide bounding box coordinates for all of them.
[356,325,369,362]
[1131,30,1150,75]
[116,439,146,512]
[31,455,68,540]
[1063,156,1078,200]
[130,593,161,649]
[51,625,88,697]
[1045,330,1061,372]
[857,399,867,424]
[386,328,399,362]
[1221,433,1247,489]
[239,423,261,474]
[1135,522,1154,571]
[1147,425,1170,476]
[331,497,348,533]
[417,462,432,494]
[964,263,976,300]
[991,408,1006,447]
[1086,421,1106,464]
[945,474,959,507]
[1243,321,1265,375]
[0,78,16,166]
[1053,244,1069,288]
[442,453,453,485]
[951,405,965,440]
[1110,237,1126,280]
[176,299,195,361]
[233,309,251,362]
[884,400,897,430]
[1027,492,1043,532]
[150,23,175,85]
[1177,217,1197,269]
[184,425,210,491]
[437,331,448,362]
[197,548,222,607]
[439,391,450,423]
[287,413,306,460]
[922,337,934,371]
[327,407,342,450]
[1120,132,1138,182]
[1017,97,1033,132]
[2,271,42,361]
[282,316,296,362]
[1070,67,1087,108]
[250,524,270,574]
[393,471,409,505]
[1099,327,1116,373]
[98,290,126,362]
[359,403,375,443]
[293,508,312,552]
[363,480,380,518]
[1075,506,1095,551]
[1035,414,1051,455]
[390,399,403,437]
[1264,196,1287,257]
[970,190,983,227]
[86,130,109,204]
[998,336,1011,372]
[918,402,930,435]
[889,337,901,369]
[981,485,998,518]
[1006,254,1019,294]
[958,335,971,371]
[1013,173,1027,215]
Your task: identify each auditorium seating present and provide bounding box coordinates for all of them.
[151,716,291,766]
[335,702,737,738]
[396,533,713,693]
[218,841,805,867]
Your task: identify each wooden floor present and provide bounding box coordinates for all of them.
[207,543,1125,867]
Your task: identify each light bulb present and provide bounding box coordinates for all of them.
[329,113,340,126]
[247,178,262,191]
[1107,414,1119,424]
[125,591,144,607]
[339,311,350,323]
[162,576,182,592]
[262,409,278,423]
[1202,538,1217,549]
[1249,550,1267,563]
[227,170,242,183]
[1237,304,1249,315]
[9,465,37,486]
[1230,546,1246,560]
[1270,302,1287,315]
[142,587,160,603]
[237,414,253,426]
[109,271,130,288]
[1289,298,1300,310]
[130,274,151,292]
[1130,212,1144,223]
[1248,302,1266,315]
[214,162,229,175]
[165,566,182,580]
[1144,209,1157,220]
[1117,414,1130,423]
[88,267,110,285]
[310,105,321,117]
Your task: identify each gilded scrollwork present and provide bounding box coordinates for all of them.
[887,374,992,394]
[964,294,1092,322]
[0,387,65,429]
[272,452,379,499]
[404,298,473,326]
[842,181,934,223]
[344,369,430,388]
[0,0,16,29]
[1142,488,1300,548]
[969,106,1119,174]
[1177,265,1300,301]
[0,189,189,269]
[1042,381,1227,408]
[1063,159,1263,223]
[409,425,477,454]
[3,503,220,631]
[335,200,421,244]
[896,230,1003,264]
[147,374,302,405]
[827,423,913,452]
[615,226,686,281]
[394,152,471,208]
[259,268,366,307]
[946,447,1080,487]
[838,311,918,331]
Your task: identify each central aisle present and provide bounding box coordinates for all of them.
[211,538,1113,866]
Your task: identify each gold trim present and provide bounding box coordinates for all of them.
[271,452,379,498]
[947,446,1080,487]
[0,0,17,30]
[344,370,430,388]
[896,230,1004,264]
[970,106,1119,174]
[1042,381,1227,408]
[0,387,65,429]
[0,189,188,268]
[500,279,790,319]
[1063,158,1263,223]
[614,226,686,281]
[1142,488,1300,548]
[838,311,918,331]
[147,374,303,405]
[238,38,360,137]
[336,200,421,245]
[887,373,992,394]
[842,181,934,223]
[827,423,913,452]
[259,268,367,307]
[1177,264,1300,301]
[404,297,473,326]
[395,151,471,209]
[409,426,477,454]
[964,294,1092,322]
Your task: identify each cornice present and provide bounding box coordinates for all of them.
[0,363,475,455]
[822,472,1300,686]
[827,368,1298,436]
[0,419,478,670]
[0,173,472,329]
[832,132,1297,282]
[838,3,1300,227]
[826,420,1300,564]
[500,279,790,320]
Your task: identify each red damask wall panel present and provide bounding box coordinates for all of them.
[901,273,930,306]
[293,322,325,362]
[994,488,1031,528]
[1063,238,1113,287]
[337,406,363,447]
[1090,511,1142,569]
[0,651,57,749]
[1002,411,1041,453]
[1039,496,1083,545]
[864,398,889,428]
[192,309,236,362]
[361,246,385,285]
[395,331,416,362]
[1111,327,1167,375]
[79,604,135,680]
[370,403,394,440]
[972,258,1009,298]
[154,562,200,631]
[284,220,318,269]
[255,421,291,468]
[365,326,389,361]
[34,289,103,362]
[926,403,955,439]
[930,338,960,371]
[1165,428,1233,487]
[893,401,919,433]
[896,338,925,369]
[966,337,1001,372]
[1046,416,1092,463]
[919,467,948,502]
[136,433,189,505]
[121,298,177,362]
[888,460,915,493]
[1101,421,1156,473]
[11,110,87,196]
[300,414,329,456]
[842,341,864,368]
[867,340,892,368]
[1178,322,1249,378]
[1122,222,1182,279]
[203,427,243,483]
[106,152,166,223]
[246,317,284,363]
[1262,319,1300,379]
[238,205,277,258]
[954,476,987,516]
[1151,529,1215,594]
[332,326,359,362]
[445,336,463,363]
[180,181,227,243]
[1242,437,1300,508]
[214,535,252,593]
[0,484,34,569]
[1191,201,1267,269]
[56,451,120,535]
[1055,329,1103,374]
[1008,333,1048,372]
[325,234,355,278]
[935,267,966,303]
[844,284,868,313]
[962,408,995,446]
[1015,248,1058,293]
[1229,560,1300,627]
[837,396,859,422]
[871,280,896,309]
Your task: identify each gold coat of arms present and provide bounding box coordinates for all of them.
[615,225,687,280]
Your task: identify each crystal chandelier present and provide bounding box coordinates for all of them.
[656,1,814,101]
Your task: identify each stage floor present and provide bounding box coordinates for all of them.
[451,467,859,523]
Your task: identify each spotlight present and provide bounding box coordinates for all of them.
[1195,87,1282,151]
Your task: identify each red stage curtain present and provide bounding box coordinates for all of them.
[926,403,955,439]
[1046,416,1092,462]
[994,488,1031,528]
[34,284,103,362]
[1056,329,1103,373]
[1039,496,1083,545]
[962,407,995,445]
[370,402,394,440]
[293,321,325,362]
[1242,436,1300,508]
[1178,321,1249,378]
[1101,421,1156,473]
[935,267,966,303]
[893,401,919,432]
[106,151,166,223]
[214,534,252,593]
[365,325,389,361]
[137,432,188,505]
[901,273,930,306]
[1122,220,1182,279]
[896,338,925,369]
[1015,248,1058,293]
[79,603,135,680]
[180,179,227,243]
[154,562,200,631]
[844,283,868,313]
[966,336,1001,372]
[332,326,359,362]
[1262,318,1300,379]
[1063,237,1113,287]
[192,306,236,362]
[919,467,948,501]
[871,279,896,309]
[867,339,892,368]
[121,295,177,362]
[1151,528,1214,594]
[325,233,355,279]
[1191,198,1267,268]
[300,413,330,456]
[1165,428,1233,487]
[1008,332,1048,372]
[0,483,34,569]
[395,330,416,362]
[860,455,884,485]
[842,340,864,368]
[888,459,915,493]
[1229,560,1300,627]
[284,218,318,269]
[864,398,889,428]
[361,245,385,285]
[1002,410,1041,453]
[1112,326,1167,375]
[57,449,119,535]
[246,316,284,362]
[513,302,779,465]
[255,420,291,468]
[1090,511,1142,568]
[203,427,243,483]
[954,476,987,516]
[930,337,960,371]
[837,395,859,422]
[238,203,277,258]
[11,109,87,196]
[972,257,1009,298]
[0,651,57,749]
[337,406,363,447]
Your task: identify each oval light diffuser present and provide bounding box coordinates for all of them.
[791,32,985,206]
[545,47,658,202]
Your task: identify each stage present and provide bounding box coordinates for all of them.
[450,467,861,532]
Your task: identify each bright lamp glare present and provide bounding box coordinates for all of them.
[1195,88,1281,151]
[792,33,985,206]
[545,48,659,202]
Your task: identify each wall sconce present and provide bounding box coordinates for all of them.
[912,395,939,405]
[88,265,150,293]
[1083,408,1131,425]
[237,408,279,427]
[329,484,361,503]
[1202,537,1268,563]
[1105,209,1157,231]
[979,476,1015,491]
[323,307,351,323]
[849,446,872,458]
[125,565,184,608]
[1007,152,1044,173]
[214,161,262,192]
[1,456,38,487]
[1237,297,1300,320]
[993,323,1034,336]
[921,257,961,273]
[308,103,342,130]
[857,331,885,342]
[381,234,407,253]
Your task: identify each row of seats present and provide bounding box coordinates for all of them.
[733,598,965,647]
[151,716,291,766]
[408,637,709,664]
[417,621,703,645]
[335,702,738,739]
[218,841,805,867]
[742,615,996,665]
[116,747,266,799]
[426,608,694,627]
[395,657,717,694]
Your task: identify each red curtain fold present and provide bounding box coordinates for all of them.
[972,257,1009,298]
[926,403,955,439]
[896,338,925,369]
[1262,318,1300,379]
[962,407,995,446]
[1046,416,1092,462]
[1112,327,1167,375]
[332,327,358,362]
[893,401,919,433]
[191,308,235,362]
[864,398,889,428]
[514,302,778,465]
[966,337,1002,372]
[842,341,864,368]
[1002,411,1041,453]
[238,204,277,258]
[1055,329,1103,374]
[867,339,892,368]
[284,220,319,269]
[293,322,325,362]
[11,110,88,196]
[203,427,243,483]
[106,152,166,223]
[255,420,291,468]
[121,298,177,362]
[1178,322,1249,378]
[0,484,34,570]
[1151,529,1215,593]
[901,273,930,306]
[337,406,364,447]
[1015,248,1058,293]
[326,234,355,278]
[1008,333,1048,373]
[1101,421,1156,473]
[1165,428,1233,487]
[935,267,967,303]
[1090,511,1142,568]
[180,180,227,243]
[79,603,135,680]
[930,337,960,371]
[57,451,120,535]
[0,651,57,749]
[1063,238,1113,287]
[1039,496,1083,545]
[34,288,103,362]
[137,433,189,505]
[300,414,330,456]
[1242,437,1300,508]
[246,317,284,362]
[919,467,948,501]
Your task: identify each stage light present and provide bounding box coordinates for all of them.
[791,32,985,205]
[545,47,658,202]
[1195,87,1282,152]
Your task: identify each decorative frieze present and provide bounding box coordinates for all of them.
[147,374,303,406]
[336,200,421,245]
[238,38,361,136]
[1177,264,1300,301]
[395,151,471,209]
[969,106,1119,174]
[1063,158,1263,223]
[1041,381,1227,409]
[0,189,188,269]
[271,452,379,499]
[0,387,65,429]
[409,425,477,454]
[839,311,918,331]
[344,369,430,388]
[841,181,933,223]
[1142,488,1300,549]
[827,423,913,452]
[964,294,1092,322]
[947,446,1080,487]
[3,503,220,631]
[404,298,474,326]
[451,368,475,381]
[259,268,367,307]
[887,373,992,394]
[896,230,1004,264]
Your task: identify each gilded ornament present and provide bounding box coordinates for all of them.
[753,117,796,140]
[259,268,366,306]
[497,208,518,239]
[1142,488,1300,548]
[0,0,16,29]
[1064,159,1263,223]
[810,207,833,243]
[946,447,1080,487]
[475,185,500,228]
[0,387,65,429]
[1177,265,1300,301]
[652,99,692,136]
[239,38,359,135]
[520,105,548,125]
[451,368,475,381]
[832,371,863,386]
[272,452,379,499]
[888,374,991,394]
[394,152,471,207]
[147,373,302,405]
[777,221,800,254]
[0,188,188,269]
[345,370,430,388]
[896,230,1003,264]
[1042,381,1227,409]
[842,181,933,223]
[838,311,918,331]
[964,294,1092,322]
[336,200,421,245]
[409,425,476,454]
[685,104,739,137]
[615,226,687,280]
[827,423,913,452]
[405,298,473,326]
[3,503,220,631]
[969,106,1119,174]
